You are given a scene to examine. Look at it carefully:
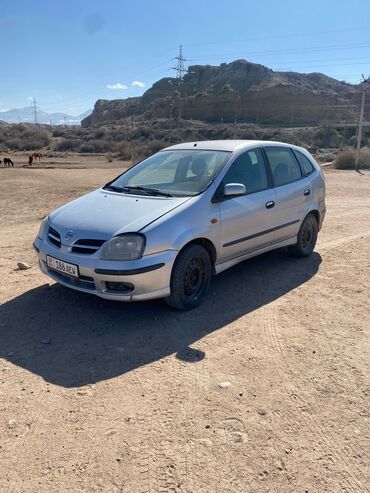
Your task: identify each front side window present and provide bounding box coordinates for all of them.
[106,150,231,197]
[222,148,268,194]
[294,150,315,176]
[265,146,302,187]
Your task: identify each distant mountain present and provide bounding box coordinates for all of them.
[0,107,92,125]
[83,59,364,127]
[77,109,93,120]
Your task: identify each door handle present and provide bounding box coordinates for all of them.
[304,189,311,196]
[265,201,275,209]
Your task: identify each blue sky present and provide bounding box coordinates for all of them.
[1,0,369,115]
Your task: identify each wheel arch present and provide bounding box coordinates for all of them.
[176,237,217,271]
[306,208,320,226]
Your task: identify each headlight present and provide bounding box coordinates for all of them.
[100,234,145,261]
[38,215,50,239]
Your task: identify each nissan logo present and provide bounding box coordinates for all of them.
[64,230,74,241]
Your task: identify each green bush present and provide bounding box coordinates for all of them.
[333,149,370,169]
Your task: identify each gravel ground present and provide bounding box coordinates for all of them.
[0,162,369,492]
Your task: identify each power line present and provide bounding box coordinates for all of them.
[187,42,370,62]
[184,26,370,48]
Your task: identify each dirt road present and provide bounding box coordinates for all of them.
[0,165,369,492]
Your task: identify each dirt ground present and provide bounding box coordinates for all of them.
[0,159,369,492]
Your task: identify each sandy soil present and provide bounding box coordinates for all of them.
[3,151,131,170]
[0,162,369,492]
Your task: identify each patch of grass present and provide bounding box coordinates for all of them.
[333,149,370,170]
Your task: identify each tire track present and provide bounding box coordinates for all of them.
[318,231,370,253]
[262,303,368,492]
[133,348,211,493]
[257,306,346,492]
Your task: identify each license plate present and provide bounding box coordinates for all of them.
[46,255,79,278]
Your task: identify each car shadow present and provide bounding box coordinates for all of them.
[0,250,321,388]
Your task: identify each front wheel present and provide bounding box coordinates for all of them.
[165,244,212,310]
[288,213,318,257]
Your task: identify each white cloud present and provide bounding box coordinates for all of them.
[106,82,128,90]
[132,80,145,88]
[0,108,9,112]
[27,96,33,100]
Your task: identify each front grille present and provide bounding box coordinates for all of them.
[71,239,105,255]
[47,226,105,254]
[48,227,61,248]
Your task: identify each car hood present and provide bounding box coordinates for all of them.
[50,189,190,239]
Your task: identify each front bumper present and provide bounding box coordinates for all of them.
[33,236,177,301]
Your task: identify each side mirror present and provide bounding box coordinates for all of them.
[223,183,246,197]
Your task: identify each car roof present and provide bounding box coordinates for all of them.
[162,140,300,153]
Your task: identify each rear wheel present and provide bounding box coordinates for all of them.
[288,213,318,257]
[165,244,212,310]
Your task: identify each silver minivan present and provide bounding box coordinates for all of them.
[34,140,326,310]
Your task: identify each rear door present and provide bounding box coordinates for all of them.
[216,147,278,262]
[263,145,311,241]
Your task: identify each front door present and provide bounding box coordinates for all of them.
[217,147,278,262]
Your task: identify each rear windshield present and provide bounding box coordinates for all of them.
[108,149,231,197]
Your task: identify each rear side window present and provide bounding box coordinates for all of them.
[264,147,302,187]
[222,148,268,194]
[294,150,315,176]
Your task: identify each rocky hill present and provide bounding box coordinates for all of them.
[82,59,363,127]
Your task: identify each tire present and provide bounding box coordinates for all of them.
[165,244,212,310]
[288,213,318,258]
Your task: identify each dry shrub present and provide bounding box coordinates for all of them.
[140,139,166,156]
[117,139,166,160]
[314,127,341,148]
[0,125,51,150]
[80,139,111,153]
[116,141,134,159]
[55,138,80,152]
[333,149,370,169]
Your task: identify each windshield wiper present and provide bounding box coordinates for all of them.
[121,186,173,197]
[103,184,173,197]
[103,184,125,193]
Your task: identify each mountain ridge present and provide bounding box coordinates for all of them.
[0,107,92,125]
[83,59,363,127]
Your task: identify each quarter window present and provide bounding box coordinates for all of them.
[222,148,268,194]
[265,147,302,187]
[294,150,315,175]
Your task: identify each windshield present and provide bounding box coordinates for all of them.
[105,149,231,197]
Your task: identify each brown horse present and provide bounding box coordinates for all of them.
[32,152,42,161]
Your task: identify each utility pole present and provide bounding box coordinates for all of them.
[355,75,369,172]
[233,119,238,139]
[64,116,67,128]
[168,101,173,144]
[171,45,187,80]
[31,97,39,126]
[172,46,187,126]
